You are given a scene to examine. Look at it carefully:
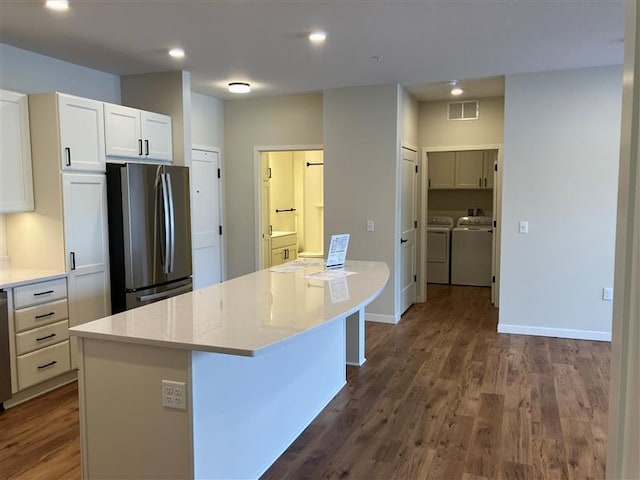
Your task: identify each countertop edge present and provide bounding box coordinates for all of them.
[0,270,68,289]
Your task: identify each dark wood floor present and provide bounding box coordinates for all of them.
[0,285,610,480]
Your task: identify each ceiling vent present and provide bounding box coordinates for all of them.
[448,101,479,121]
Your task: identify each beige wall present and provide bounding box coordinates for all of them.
[419,96,504,148]
[224,93,323,278]
[191,92,224,149]
[324,85,399,320]
[121,71,192,167]
[607,3,640,478]
[500,66,622,339]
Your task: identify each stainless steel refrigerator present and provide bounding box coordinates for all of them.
[106,163,192,313]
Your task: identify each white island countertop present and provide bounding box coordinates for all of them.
[70,260,389,356]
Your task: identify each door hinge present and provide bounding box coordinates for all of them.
[414,275,417,282]
[219,225,223,235]
[415,165,419,173]
[269,225,273,236]
[493,220,497,228]
[494,163,498,172]
[267,167,272,179]
[492,276,496,283]
[414,220,418,228]
[217,168,221,179]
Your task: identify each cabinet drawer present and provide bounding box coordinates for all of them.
[272,234,297,249]
[17,340,71,390]
[16,319,69,355]
[14,299,68,332]
[13,278,67,309]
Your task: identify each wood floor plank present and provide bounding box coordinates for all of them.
[0,285,611,480]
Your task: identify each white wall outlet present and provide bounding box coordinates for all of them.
[519,220,528,234]
[602,287,613,301]
[162,380,187,410]
[366,220,375,232]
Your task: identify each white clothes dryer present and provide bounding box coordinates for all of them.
[451,216,493,287]
[426,216,454,284]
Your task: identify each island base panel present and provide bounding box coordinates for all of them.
[192,318,347,479]
[79,338,192,480]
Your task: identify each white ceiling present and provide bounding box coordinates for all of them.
[0,1,625,101]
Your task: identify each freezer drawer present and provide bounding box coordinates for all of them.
[17,340,71,390]
[125,278,192,310]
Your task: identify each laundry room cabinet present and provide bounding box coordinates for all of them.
[0,89,34,213]
[428,149,495,190]
[104,103,172,162]
[427,151,455,189]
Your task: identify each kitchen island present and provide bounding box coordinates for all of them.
[70,260,388,480]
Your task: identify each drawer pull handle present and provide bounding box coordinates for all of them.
[37,361,57,370]
[34,290,54,296]
[36,333,57,342]
[35,312,55,319]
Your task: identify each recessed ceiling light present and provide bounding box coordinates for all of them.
[228,82,251,94]
[371,55,383,62]
[309,31,327,44]
[45,0,69,11]
[168,48,185,59]
[451,87,464,96]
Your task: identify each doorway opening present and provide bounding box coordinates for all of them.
[421,146,502,305]
[257,149,324,269]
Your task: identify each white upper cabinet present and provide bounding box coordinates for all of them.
[104,103,172,162]
[0,90,34,213]
[427,151,455,189]
[58,94,106,172]
[141,111,172,161]
[454,150,484,189]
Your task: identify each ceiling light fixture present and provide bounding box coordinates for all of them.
[45,0,69,11]
[228,82,251,94]
[309,31,327,44]
[168,48,185,59]
[449,80,463,96]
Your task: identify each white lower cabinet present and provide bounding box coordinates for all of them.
[12,278,71,391]
[271,233,298,266]
[62,173,110,369]
[17,341,71,390]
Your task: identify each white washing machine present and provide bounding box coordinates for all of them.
[426,216,454,284]
[451,216,493,287]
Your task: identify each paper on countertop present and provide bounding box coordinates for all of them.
[304,269,357,281]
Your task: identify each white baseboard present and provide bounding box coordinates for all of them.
[365,313,399,324]
[497,323,611,342]
[346,359,366,367]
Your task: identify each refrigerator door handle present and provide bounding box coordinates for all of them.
[166,172,176,273]
[160,172,171,274]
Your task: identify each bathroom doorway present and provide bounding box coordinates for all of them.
[255,148,324,269]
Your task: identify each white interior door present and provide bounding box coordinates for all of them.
[400,147,417,314]
[191,149,222,288]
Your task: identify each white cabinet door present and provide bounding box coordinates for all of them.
[427,151,455,189]
[104,104,143,159]
[0,90,34,213]
[141,111,172,162]
[483,150,496,189]
[454,150,484,189]
[58,94,105,172]
[191,149,222,288]
[62,173,110,369]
